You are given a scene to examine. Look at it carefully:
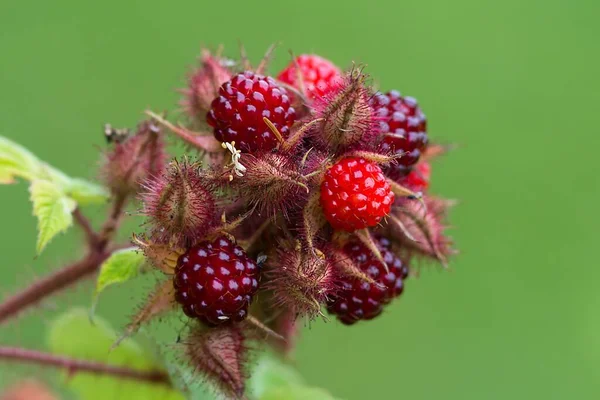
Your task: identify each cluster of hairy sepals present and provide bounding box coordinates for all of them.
[124,47,457,398]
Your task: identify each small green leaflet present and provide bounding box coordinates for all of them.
[91,248,145,317]
[29,180,77,255]
[0,135,109,202]
[48,308,184,400]
[64,177,110,205]
[41,162,109,205]
[0,135,109,253]
[0,135,43,183]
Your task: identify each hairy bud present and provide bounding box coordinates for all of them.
[183,324,248,399]
[389,196,456,265]
[233,152,309,218]
[101,119,166,196]
[313,70,376,152]
[266,241,338,319]
[182,49,232,125]
[141,159,217,247]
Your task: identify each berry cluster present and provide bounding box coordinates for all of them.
[130,47,456,397]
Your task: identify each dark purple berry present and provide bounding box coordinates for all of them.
[173,236,260,326]
[371,91,428,179]
[327,237,409,325]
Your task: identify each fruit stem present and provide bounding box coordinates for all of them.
[97,192,128,248]
[282,118,323,152]
[246,315,286,344]
[0,346,172,386]
[145,110,222,153]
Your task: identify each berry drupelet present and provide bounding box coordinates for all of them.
[371,91,428,179]
[320,157,394,232]
[206,71,296,153]
[327,237,409,325]
[173,236,260,326]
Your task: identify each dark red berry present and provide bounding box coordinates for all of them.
[173,236,260,326]
[206,71,296,153]
[327,237,409,325]
[371,91,428,178]
[400,161,431,193]
[277,54,342,99]
[320,157,394,232]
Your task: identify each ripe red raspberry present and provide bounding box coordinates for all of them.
[327,237,409,325]
[400,161,431,193]
[320,157,394,232]
[371,91,428,178]
[173,236,260,326]
[277,54,342,99]
[206,71,296,153]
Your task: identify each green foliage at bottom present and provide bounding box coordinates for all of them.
[47,309,341,400]
[47,308,183,400]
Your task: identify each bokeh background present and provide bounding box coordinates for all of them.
[1,0,599,398]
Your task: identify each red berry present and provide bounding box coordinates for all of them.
[400,161,431,193]
[327,237,409,325]
[277,54,342,99]
[320,157,394,232]
[173,236,260,326]
[206,71,296,153]
[371,91,428,178]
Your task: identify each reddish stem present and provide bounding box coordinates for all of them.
[0,251,109,324]
[0,193,128,325]
[98,193,128,248]
[73,208,99,247]
[0,346,172,386]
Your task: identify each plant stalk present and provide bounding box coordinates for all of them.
[0,346,172,386]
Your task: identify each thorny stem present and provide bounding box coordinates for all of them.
[0,251,109,324]
[0,155,134,325]
[0,346,172,387]
[98,193,128,248]
[73,208,99,247]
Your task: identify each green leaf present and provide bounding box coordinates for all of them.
[47,308,184,400]
[248,354,304,399]
[64,177,110,204]
[0,135,108,203]
[92,248,145,316]
[42,165,109,204]
[29,180,76,254]
[0,135,42,183]
[0,136,110,253]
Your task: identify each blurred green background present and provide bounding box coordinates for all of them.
[1,0,599,398]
